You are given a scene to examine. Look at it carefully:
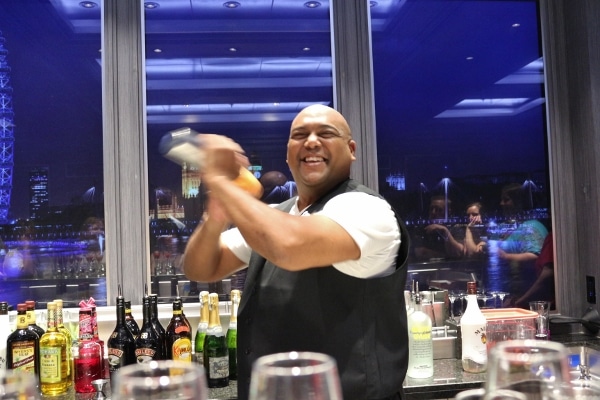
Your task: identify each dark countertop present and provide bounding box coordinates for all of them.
[55,333,600,400]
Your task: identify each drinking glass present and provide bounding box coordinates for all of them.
[484,340,574,400]
[112,360,208,400]
[529,301,550,339]
[0,369,39,400]
[249,351,343,400]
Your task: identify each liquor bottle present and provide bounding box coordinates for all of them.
[0,301,10,370]
[204,292,229,388]
[149,294,167,359]
[107,293,136,381]
[6,303,40,376]
[54,299,73,386]
[165,298,192,361]
[461,281,487,373]
[125,300,140,339]
[135,295,165,363]
[25,300,45,338]
[74,305,102,393]
[226,289,240,380]
[39,302,69,396]
[194,291,209,364]
[406,286,433,378]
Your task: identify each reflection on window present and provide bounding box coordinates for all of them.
[144,0,333,302]
[0,1,105,308]
[372,1,553,308]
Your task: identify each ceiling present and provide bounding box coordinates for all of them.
[42,0,544,130]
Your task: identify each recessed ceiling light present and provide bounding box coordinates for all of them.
[144,2,160,9]
[229,47,238,52]
[304,1,321,9]
[370,1,379,6]
[223,1,241,8]
[512,23,521,28]
[466,56,474,61]
[153,48,162,53]
[302,47,311,52]
[79,1,97,8]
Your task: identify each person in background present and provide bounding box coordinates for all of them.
[463,202,487,257]
[259,170,297,204]
[512,232,555,309]
[413,195,464,260]
[183,104,410,400]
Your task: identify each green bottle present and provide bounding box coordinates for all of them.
[226,289,240,380]
[203,293,228,388]
[194,291,209,364]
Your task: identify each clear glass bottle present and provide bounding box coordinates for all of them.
[74,308,102,393]
[406,287,433,378]
[39,302,69,396]
[461,281,487,373]
[226,289,240,380]
[166,298,193,362]
[0,301,11,370]
[204,292,229,388]
[194,291,209,364]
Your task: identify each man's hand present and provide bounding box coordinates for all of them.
[200,134,249,180]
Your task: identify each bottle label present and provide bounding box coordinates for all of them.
[108,347,124,370]
[172,337,192,362]
[40,346,62,383]
[10,341,36,372]
[135,347,157,363]
[208,356,229,379]
[461,323,487,364]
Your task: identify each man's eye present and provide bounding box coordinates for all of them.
[319,132,337,139]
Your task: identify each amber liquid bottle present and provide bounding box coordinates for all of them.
[54,299,73,387]
[194,291,209,365]
[135,295,165,363]
[125,300,140,339]
[25,300,45,338]
[166,299,193,361]
[107,295,136,381]
[204,292,229,388]
[6,303,40,377]
[39,302,69,396]
[226,289,240,380]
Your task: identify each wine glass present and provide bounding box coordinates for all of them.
[0,369,39,400]
[112,360,208,400]
[249,351,343,400]
[448,290,458,322]
[484,339,575,400]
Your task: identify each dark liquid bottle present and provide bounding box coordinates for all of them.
[135,295,165,362]
[25,300,45,338]
[204,293,229,388]
[149,294,167,359]
[226,289,240,380]
[107,295,136,381]
[7,303,40,377]
[124,300,140,339]
[166,299,192,361]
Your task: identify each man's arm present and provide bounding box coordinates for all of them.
[201,176,360,271]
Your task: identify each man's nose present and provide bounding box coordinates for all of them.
[304,132,321,147]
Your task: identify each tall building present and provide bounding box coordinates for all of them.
[29,167,49,219]
[181,162,200,199]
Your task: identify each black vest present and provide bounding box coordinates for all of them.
[237,179,410,400]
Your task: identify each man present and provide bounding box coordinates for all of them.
[183,104,410,400]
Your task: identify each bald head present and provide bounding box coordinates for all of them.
[292,105,352,140]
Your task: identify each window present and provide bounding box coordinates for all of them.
[372,0,552,308]
[0,0,105,308]
[143,0,334,302]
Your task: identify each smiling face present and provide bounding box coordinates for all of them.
[286,105,356,204]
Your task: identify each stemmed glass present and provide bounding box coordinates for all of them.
[496,292,508,308]
[484,340,575,400]
[112,360,208,400]
[249,351,343,400]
